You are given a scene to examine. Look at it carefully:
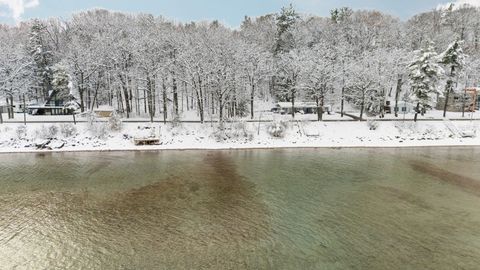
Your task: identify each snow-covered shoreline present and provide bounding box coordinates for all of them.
[0,120,479,154]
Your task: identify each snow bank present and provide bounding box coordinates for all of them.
[0,120,479,153]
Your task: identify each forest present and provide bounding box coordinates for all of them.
[0,3,479,123]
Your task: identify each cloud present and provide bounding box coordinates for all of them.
[0,0,39,21]
[438,0,480,9]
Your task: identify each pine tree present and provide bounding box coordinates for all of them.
[440,39,466,117]
[51,64,71,102]
[28,19,54,102]
[274,4,299,55]
[408,42,444,122]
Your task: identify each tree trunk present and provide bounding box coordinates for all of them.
[147,75,154,123]
[320,96,324,121]
[250,84,255,119]
[79,88,85,112]
[443,80,452,118]
[359,90,365,121]
[218,94,223,123]
[172,77,178,116]
[6,97,13,119]
[414,102,420,122]
[23,94,27,125]
[359,103,364,121]
[162,79,168,124]
[144,88,147,114]
[315,97,321,121]
[197,76,204,123]
[291,90,295,119]
[394,78,402,117]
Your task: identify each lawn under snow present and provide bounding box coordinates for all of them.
[0,116,479,153]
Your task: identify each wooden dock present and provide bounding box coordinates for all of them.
[133,138,160,146]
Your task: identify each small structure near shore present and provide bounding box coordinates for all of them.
[134,138,160,146]
[93,106,115,118]
[436,88,478,112]
[133,125,161,146]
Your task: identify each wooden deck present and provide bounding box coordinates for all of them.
[133,138,161,146]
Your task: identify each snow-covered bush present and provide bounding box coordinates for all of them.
[171,114,182,128]
[86,111,109,139]
[90,122,109,139]
[367,120,379,130]
[108,111,123,131]
[212,125,228,142]
[15,125,27,140]
[35,125,59,139]
[231,121,253,140]
[211,121,254,142]
[60,123,77,138]
[394,122,418,135]
[267,120,288,138]
[86,111,97,127]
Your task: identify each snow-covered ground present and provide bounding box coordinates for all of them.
[348,109,480,121]
[0,110,354,123]
[0,117,479,153]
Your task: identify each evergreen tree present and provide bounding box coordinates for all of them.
[274,4,299,54]
[51,64,71,102]
[408,42,444,122]
[440,39,466,117]
[28,19,54,102]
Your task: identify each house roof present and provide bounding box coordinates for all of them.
[276,102,317,108]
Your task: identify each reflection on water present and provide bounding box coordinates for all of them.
[0,148,480,269]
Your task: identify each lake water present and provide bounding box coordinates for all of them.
[0,148,480,269]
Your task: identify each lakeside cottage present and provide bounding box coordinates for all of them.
[384,100,415,114]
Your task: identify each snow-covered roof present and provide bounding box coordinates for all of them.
[94,105,114,111]
[275,102,317,108]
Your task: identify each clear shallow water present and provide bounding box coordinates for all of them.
[0,148,480,269]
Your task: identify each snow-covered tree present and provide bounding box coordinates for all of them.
[301,45,336,121]
[51,64,71,101]
[276,50,303,118]
[345,55,383,121]
[274,4,299,54]
[440,39,466,117]
[28,19,54,102]
[408,42,444,122]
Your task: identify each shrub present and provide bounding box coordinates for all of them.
[171,114,182,128]
[108,111,123,131]
[231,121,253,140]
[60,123,77,138]
[86,111,109,139]
[211,121,254,142]
[90,122,109,139]
[15,125,27,140]
[367,120,379,130]
[212,124,228,142]
[267,120,288,138]
[35,125,59,139]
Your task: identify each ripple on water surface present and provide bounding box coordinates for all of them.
[0,148,480,269]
